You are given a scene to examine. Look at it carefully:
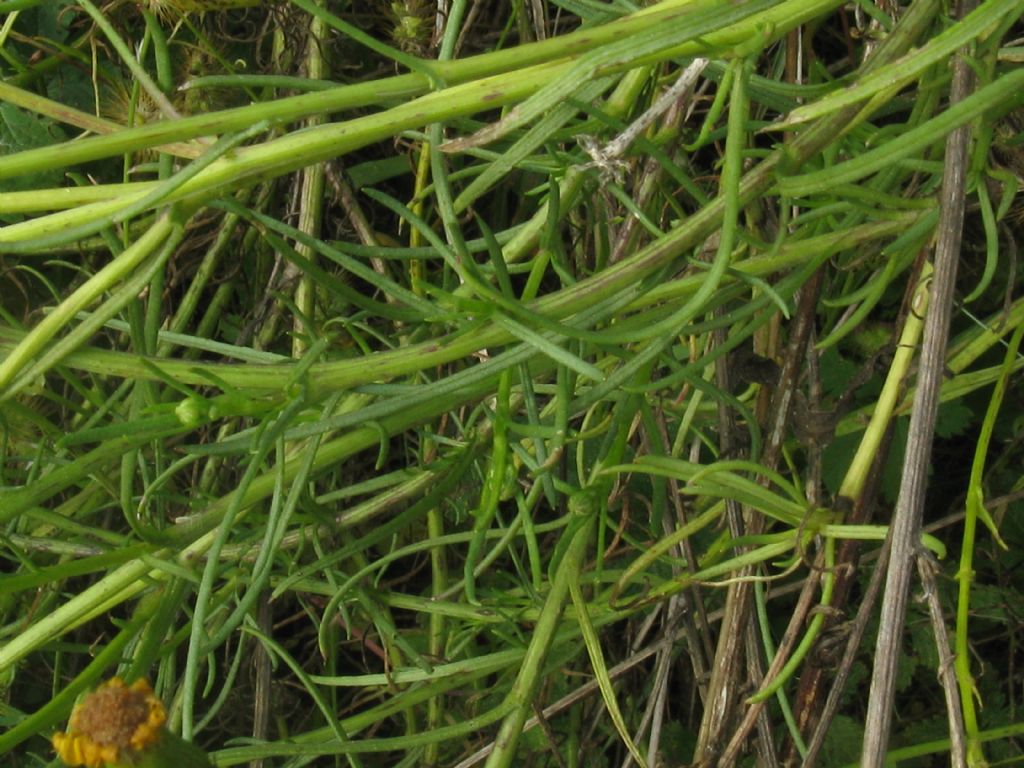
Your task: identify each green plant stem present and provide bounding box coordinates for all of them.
[0,358,514,673]
[483,503,594,768]
[570,573,648,768]
[241,626,364,768]
[0,209,186,398]
[779,68,1024,197]
[748,536,836,703]
[0,212,929,414]
[0,0,839,189]
[777,0,1024,128]
[837,261,931,501]
[956,321,1024,762]
[75,0,180,120]
[0,81,202,161]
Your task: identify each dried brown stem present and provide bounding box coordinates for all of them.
[916,551,968,767]
[860,0,977,760]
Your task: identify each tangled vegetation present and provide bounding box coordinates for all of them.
[1,0,1023,766]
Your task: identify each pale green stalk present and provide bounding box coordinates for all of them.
[0,0,830,185]
[0,210,184,398]
[292,0,329,358]
[0,0,845,237]
[838,261,932,500]
[0,182,153,214]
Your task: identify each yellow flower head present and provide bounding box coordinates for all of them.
[52,678,166,768]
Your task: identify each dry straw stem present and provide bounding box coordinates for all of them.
[861,0,978,763]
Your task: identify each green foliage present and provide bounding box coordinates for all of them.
[819,715,863,765]
[1,1,1023,766]
[0,104,66,192]
[818,347,859,400]
[934,399,974,439]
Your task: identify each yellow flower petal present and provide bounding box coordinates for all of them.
[53,678,167,768]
